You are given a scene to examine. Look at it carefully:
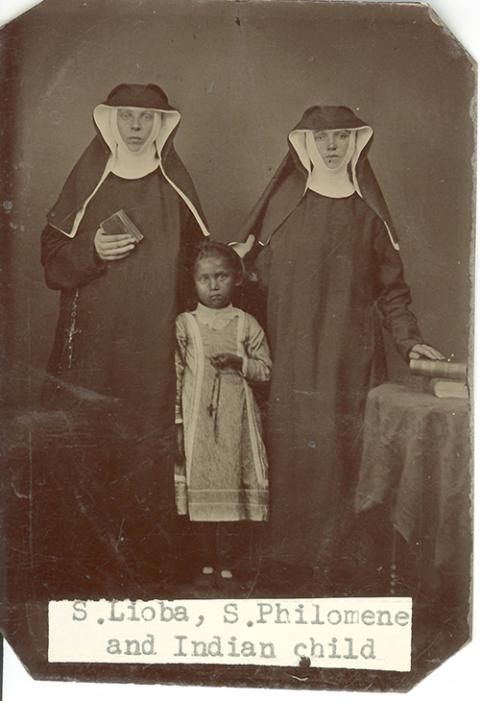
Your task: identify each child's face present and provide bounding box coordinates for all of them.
[194,255,239,309]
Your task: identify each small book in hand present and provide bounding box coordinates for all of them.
[100,209,144,242]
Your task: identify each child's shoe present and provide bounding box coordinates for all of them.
[193,565,215,592]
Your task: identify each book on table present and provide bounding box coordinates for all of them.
[429,378,469,399]
[409,359,468,399]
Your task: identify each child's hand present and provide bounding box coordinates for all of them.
[210,353,243,372]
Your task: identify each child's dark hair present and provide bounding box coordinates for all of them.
[192,240,244,280]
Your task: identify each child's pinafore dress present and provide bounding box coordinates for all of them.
[175,303,271,521]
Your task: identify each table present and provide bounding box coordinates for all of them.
[354,383,471,597]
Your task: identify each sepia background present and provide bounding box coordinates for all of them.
[1,0,475,404]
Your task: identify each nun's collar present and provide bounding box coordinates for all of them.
[93,105,181,180]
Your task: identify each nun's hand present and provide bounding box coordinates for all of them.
[230,235,256,259]
[94,228,137,261]
[409,344,445,361]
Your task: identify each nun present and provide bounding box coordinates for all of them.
[38,83,209,596]
[235,105,443,587]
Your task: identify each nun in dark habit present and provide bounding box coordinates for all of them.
[235,106,443,587]
[38,84,209,596]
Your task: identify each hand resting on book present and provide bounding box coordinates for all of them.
[409,343,445,361]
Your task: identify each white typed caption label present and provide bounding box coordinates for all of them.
[49,597,412,671]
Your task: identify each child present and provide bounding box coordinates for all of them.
[175,241,271,587]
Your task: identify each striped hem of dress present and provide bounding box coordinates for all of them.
[187,504,268,522]
[175,484,268,521]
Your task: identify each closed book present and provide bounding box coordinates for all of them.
[430,378,469,399]
[100,209,144,242]
[409,358,467,381]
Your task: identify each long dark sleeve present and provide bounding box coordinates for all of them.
[180,204,208,261]
[374,223,423,361]
[175,205,208,309]
[41,223,106,291]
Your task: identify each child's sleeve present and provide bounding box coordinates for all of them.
[175,315,188,424]
[241,315,272,383]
